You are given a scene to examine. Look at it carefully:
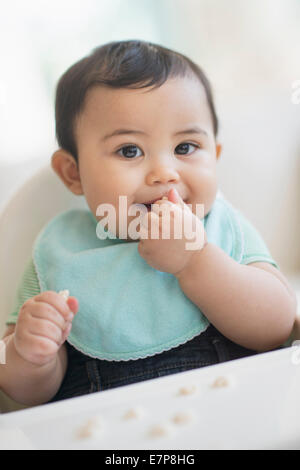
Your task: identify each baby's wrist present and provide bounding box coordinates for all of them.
[175,239,210,281]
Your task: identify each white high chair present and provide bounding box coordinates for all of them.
[0,163,88,412]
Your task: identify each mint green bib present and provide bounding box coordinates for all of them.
[32,195,244,361]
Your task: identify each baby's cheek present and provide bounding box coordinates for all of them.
[195,177,218,216]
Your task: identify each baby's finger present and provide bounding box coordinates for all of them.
[139,212,151,239]
[67,297,79,314]
[151,199,173,209]
[21,332,60,361]
[27,317,64,346]
[59,290,79,316]
[167,188,186,208]
[34,291,72,320]
[29,301,71,330]
[151,200,178,218]
[61,323,72,344]
[141,211,160,240]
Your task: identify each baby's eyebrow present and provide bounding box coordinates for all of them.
[174,126,208,137]
[102,129,147,141]
[102,126,207,142]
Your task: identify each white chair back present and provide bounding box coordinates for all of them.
[0,164,87,412]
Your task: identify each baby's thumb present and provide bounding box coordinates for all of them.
[168,188,185,207]
[67,297,79,314]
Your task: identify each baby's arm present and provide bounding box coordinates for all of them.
[0,291,78,406]
[175,244,297,351]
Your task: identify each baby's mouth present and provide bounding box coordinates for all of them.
[142,197,168,212]
[144,202,159,211]
[142,197,188,212]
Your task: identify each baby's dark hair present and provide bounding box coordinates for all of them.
[55,40,219,163]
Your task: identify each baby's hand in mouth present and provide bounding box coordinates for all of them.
[138,189,207,275]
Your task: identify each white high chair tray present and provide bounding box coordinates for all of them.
[1,345,300,450]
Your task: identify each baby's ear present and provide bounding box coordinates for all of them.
[216,143,222,160]
[51,149,83,195]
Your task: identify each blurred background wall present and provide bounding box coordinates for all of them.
[0,0,299,277]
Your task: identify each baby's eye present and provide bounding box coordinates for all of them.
[117,145,143,159]
[175,143,199,155]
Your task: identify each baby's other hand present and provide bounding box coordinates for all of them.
[13,291,79,366]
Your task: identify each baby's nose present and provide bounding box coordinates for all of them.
[146,166,180,185]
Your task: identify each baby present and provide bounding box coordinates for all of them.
[0,40,297,406]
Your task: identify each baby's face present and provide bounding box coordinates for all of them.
[72,76,221,239]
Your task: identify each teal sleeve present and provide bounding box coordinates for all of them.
[236,210,279,269]
[5,257,41,325]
